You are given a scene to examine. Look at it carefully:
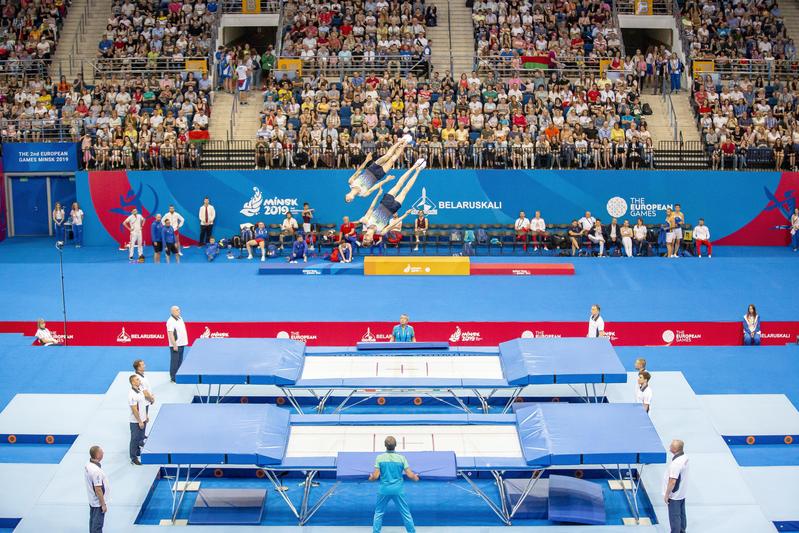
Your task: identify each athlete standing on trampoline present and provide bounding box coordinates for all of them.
[358,158,426,247]
[345,136,413,203]
[369,436,419,533]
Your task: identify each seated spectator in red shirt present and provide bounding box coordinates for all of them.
[339,216,359,248]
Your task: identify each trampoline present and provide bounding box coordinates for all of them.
[176,337,627,412]
[141,402,665,526]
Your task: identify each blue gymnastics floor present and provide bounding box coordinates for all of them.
[0,239,796,322]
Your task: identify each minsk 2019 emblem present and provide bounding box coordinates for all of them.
[241,187,264,216]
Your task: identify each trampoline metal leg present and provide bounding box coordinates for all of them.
[333,390,357,414]
[299,481,340,526]
[459,471,511,526]
[509,469,544,519]
[300,470,317,519]
[317,390,334,413]
[447,389,472,413]
[281,387,304,415]
[502,387,523,414]
[262,468,300,519]
[473,389,489,413]
[492,471,510,521]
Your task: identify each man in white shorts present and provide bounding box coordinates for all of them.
[123,208,145,262]
[236,59,251,105]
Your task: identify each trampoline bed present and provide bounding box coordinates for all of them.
[141,402,665,526]
[176,337,627,411]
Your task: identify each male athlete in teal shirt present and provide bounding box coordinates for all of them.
[368,436,420,533]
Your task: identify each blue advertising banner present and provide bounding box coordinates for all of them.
[3,143,79,173]
[77,169,798,246]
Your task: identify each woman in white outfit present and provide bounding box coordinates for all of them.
[620,220,634,257]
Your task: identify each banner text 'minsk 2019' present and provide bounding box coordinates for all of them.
[76,170,799,246]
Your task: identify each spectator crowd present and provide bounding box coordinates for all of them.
[279,0,434,77]
[249,66,657,170]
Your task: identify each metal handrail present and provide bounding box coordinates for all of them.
[615,0,673,15]
[229,88,240,142]
[220,0,280,13]
[91,57,211,76]
[447,0,454,78]
[663,91,678,143]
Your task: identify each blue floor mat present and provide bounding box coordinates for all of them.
[728,445,799,467]
[0,443,72,464]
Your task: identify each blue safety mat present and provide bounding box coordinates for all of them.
[336,451,457,480]
[176,338,305,384]
[189,488,266,525]
[515,403,666,466]
[141,404,290,465]
[499,338,627,385]
[503,478,549,519]
[548,474,606,525]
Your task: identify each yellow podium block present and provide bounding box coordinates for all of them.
[364,256,470,276]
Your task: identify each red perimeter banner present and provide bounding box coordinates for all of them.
[1,321,797,347]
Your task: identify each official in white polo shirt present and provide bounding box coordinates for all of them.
[85,445,109,533]
[587,304,605,337]
[664,439,689,533]
[133,359,155,414]
[128,374,148,465]
[166,305,189,382]
[636,371,652,413]
[123,208,145,261]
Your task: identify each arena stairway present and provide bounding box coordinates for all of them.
[51,0,114,82]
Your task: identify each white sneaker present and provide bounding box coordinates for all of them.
[178,252,183,256]
[261,256,265,262]
[413,246,419,251]
[708,255,712,258]
[303,257,307,262]
[290,260,297,264]
[698,255,702,258]
[247,254,253,260]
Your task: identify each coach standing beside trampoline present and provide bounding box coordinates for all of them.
[664,439,689,533]
[369,436,420,533]
[166,306,188,382]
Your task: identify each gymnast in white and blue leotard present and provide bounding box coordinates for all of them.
[346,136,413,203]
[358,158,425,246]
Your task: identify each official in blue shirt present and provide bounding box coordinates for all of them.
[390,314,415,342]
[150,214,164,263]
[161,218,179,264]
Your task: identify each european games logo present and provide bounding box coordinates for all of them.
[606,196,628,218]
[411,187,438,215]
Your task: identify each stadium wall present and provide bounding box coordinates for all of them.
[76,170,799,246]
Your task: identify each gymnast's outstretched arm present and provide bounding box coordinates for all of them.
[359,186,383,224]
[348,152,373,184]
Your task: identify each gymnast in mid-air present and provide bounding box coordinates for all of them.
[345,135,414,203]
[358,157,426,247]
